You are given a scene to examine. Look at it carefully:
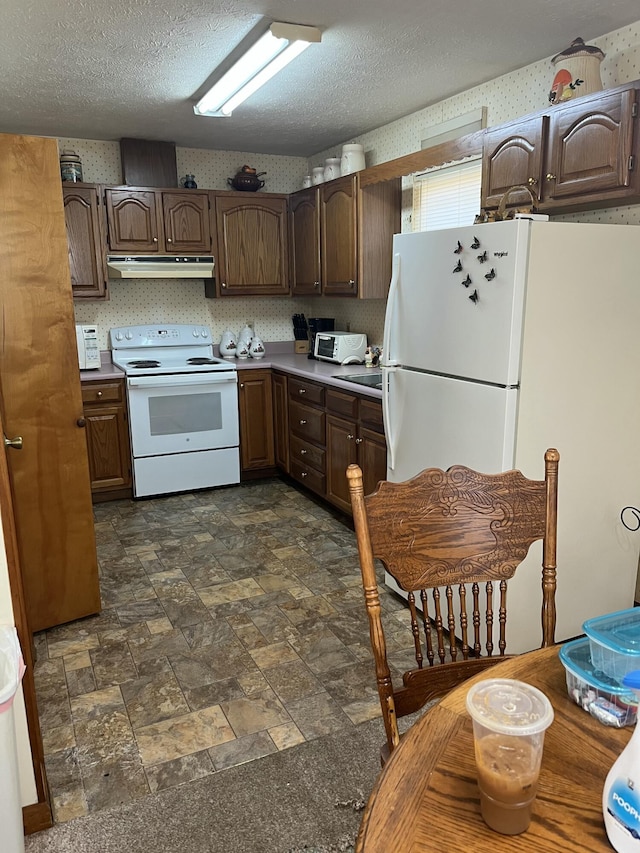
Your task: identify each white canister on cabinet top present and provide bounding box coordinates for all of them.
[312,166,325,185]
[302,175,312,188]
[324,158,341,182]
[340,144,366,176]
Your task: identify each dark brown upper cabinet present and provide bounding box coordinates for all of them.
[290,187,321,296]
[63,184,108,299]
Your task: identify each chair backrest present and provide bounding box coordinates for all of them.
[347,448,559,756]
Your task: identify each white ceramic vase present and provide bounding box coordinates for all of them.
[238,324,253,346]
[340,144,366,176]
[249,336,265,359]
[219,329,237,359]
[236,339,250,359]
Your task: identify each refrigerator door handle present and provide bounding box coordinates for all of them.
[382,365,397,472]
[382,253,401,367]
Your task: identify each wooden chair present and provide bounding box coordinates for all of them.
[347,448,559,759]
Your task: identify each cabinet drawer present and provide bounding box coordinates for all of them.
[82,381,124,405]
[290,400,325,445]
[326,388,358,419]
[289,377,325,407]
[359,398,384,432]
[290,435,325,473]
[290,459,326,496]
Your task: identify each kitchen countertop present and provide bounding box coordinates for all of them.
[80,348,382,399]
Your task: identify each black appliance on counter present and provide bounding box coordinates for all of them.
[307,318,335,359]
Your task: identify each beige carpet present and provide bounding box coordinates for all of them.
[26,717,386,853]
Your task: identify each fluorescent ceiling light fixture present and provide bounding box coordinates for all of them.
[194,22,321,117]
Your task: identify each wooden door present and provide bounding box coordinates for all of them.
[481,116,546,208]
[0,134,101,632]
[162,191,211,253]
[545,88,637,201]
[326,414,358,513]
[0,411,52,834]
[272,372,289,473]
[63,184,107,298]
[105,189,162,252]
[238,370,275,471]
[290,188,321,295]
[215,195,289,296]
[321,177,358,295]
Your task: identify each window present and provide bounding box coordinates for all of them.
[412,158,482,232]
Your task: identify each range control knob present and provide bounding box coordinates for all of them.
[114,332,123,341]
[193,329,200,337]
[125,331,133,340]
[200,329,209,338]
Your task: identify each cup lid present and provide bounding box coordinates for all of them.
[466,678,554,736]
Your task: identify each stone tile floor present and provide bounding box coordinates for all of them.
[33,478,415,824]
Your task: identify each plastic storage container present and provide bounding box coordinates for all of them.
[559,637,638,727]
[583,607,640,683]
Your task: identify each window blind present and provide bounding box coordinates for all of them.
[412,158,482,232]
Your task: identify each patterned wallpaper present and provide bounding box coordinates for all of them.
[71,19,640,352]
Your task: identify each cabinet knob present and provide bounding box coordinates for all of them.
[355,437,363,445]
[301,471,308,478]
[77,418,86,428]
[300,449,307,455]
[299,388,306,394]
[3,435,23,450]
[152,237,158,242]
[347,434,354,441]
[240,383,244,388]
[167,237,172,243]
[545,173,556,181]
[528,177,538,186]
[299,419,307,425]
[349,279,355,287]
[314,281,320,288]
[97,391,103,397]
[222,282,227,288]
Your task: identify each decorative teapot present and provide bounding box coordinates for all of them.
[227,165,266,192]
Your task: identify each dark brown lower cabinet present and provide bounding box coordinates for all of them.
[238,369,275,474]
[82,379,132,500]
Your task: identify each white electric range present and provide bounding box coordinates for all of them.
[110,324,239,498]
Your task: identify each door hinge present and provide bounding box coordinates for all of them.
[632,102,638,118]
[629,155,635,172]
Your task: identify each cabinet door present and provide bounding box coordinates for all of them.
[545,88,637,202]
[321,177,358,296]
[82,381,132,493]
[106,189,162,252]
[326,414,358,513]
[162,192,211,252]
[238,370,275,471]
[215,196,289,296]
[359,426,387,497]
[272,372,289,472]
[481,116,546,209]
[290,187,321,295]
[63,185,107,299]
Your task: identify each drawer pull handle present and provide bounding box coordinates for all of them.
[355,437,363,444]
[545,173,556,181]
[301,471,308,478]
[349,279,355,287]
[97,391,103,397]
[76,418,86,428]
[299,419,307,425]
[299,388,306,394]
[300,449,307,455]
[347,434,354,441]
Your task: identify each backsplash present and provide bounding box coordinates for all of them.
[70,18,640,353]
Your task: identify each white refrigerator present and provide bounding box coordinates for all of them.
[381,219,640,653]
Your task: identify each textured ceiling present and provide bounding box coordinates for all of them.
[1,0,639,157]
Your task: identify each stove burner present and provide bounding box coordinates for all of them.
[187,357,217,365]
[128,360,160,368]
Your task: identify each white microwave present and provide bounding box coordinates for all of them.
[314,331,368,365]
[75,324,101,370]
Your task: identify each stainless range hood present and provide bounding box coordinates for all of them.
[107,256,214,279]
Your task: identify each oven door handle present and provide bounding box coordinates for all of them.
[128,374,237,388]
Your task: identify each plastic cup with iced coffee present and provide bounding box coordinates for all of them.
[466,678,554,835]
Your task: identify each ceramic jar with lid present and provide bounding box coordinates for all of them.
[236,339,250,359]
[60,149,83,182]
[249,336,265,359]
[312,166,325,185]
[219,329,237,359]
[549,37,605,105]
[302,175,313,189]
[340,143,366,176]
[324,158,341,182]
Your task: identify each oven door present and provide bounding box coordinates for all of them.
[127,372,239,457]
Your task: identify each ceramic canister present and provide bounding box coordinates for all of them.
[324,158,341,182]
[340,143,366,176]
[60,149,83,182]
[312,166,325,185]
[302,175,312,189]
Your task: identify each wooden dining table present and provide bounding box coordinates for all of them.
[356,645,633,852]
